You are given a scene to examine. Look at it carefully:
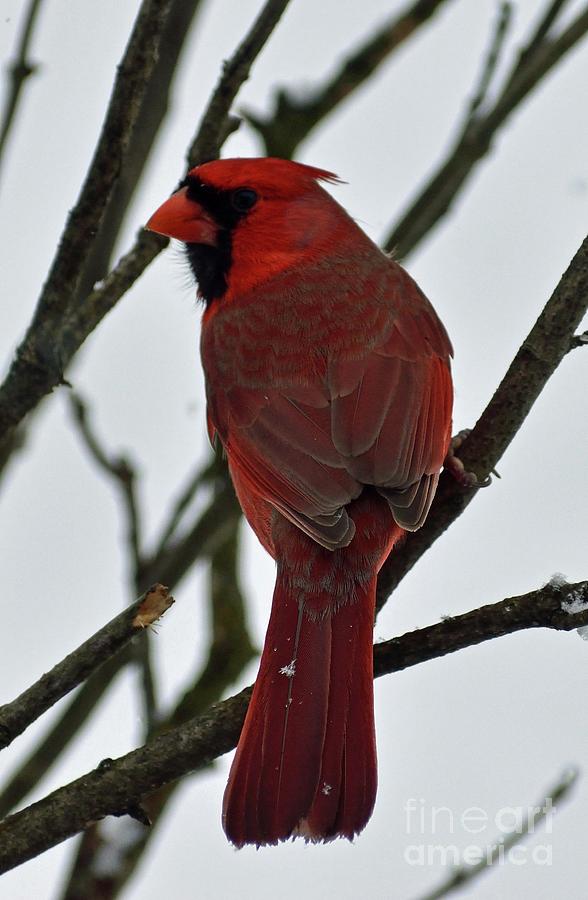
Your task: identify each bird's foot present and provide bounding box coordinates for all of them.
[444,429,494,488]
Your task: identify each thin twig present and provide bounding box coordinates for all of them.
[377,231,588,607]
[568,330,588,352]
[187,0,291,166]
[456,2,512,138]
[151,456,217,558]
[68,391,161,733]
[0,586,173,752]
[501,0,572,96]
[1,578,586,874]
[72,388,168,741]
[245,0,456,158]
[135,634,159,742]
[138,468,241,594]
[384,5,588,258]
[0,0,44,182]
[417,768,579,900]
[68,393,142,576]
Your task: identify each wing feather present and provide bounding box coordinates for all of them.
[204,263,453,547]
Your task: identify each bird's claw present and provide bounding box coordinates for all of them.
[444,429,493,489]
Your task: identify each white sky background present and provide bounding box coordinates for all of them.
[1,0,587,898]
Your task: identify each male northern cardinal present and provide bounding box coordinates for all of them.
[147,158,453,846]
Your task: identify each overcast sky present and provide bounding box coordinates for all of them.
[1,1,588,898]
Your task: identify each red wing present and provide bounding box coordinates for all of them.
[328,307,453,529]
[206,281,453,549]
[215,384,362,550]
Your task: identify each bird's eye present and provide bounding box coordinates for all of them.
[231,188,258,212]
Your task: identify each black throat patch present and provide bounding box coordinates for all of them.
[181,176,248,305]
[184,234,232,304]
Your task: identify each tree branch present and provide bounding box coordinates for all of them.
[244,0,456,158]
[150,457,217,558]
[67,391,163,734]
[455,2,512,138]
[0,462,239,817]
[0,688,250,875]
[569,329,588,352]
[68,393,143,578]
[374,578,588,676]
[137,464,241,594]
[384,4,588,258]
[0,0,293,452]
[0,0,175,440]
[0,1,206,494]
[418,767,579,900]
[0,653,130,820]
[1,577,586,873]
[0,0,45,183]
[59,491,255,899]
[500,0,572,96]
[73,0,206,309]
[187,0,291,166]
[377,232,588,607]
[0,586,173,753]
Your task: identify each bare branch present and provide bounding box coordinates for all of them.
[377,231,588,606]
[418,767,579,900]
[0,586,173,752]
[455,2,512,137]
[245,0,456,158]
[501,0,573,95]
[0,0,293,451]
[0,465,239,817]
[0,649,131,819]
[68,393,143,577]
[1,577,586,873]
[60,493,255,899]
[0,0,175,440]
[569,330,588,352]
[73,0,207,307]
[151,456,217,558]
[456,238,588,478]
[188,0,292,165]
[374,579,588,677]
[0,0,45,182]
[0,2,207,494]
[385,6,588,258]
[138,465,241,594]
[0,684,249,875]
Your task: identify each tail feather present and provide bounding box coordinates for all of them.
[222,494,400,847]
[222,569,378,846]
[223,578,331,845]
[302,581,377,840]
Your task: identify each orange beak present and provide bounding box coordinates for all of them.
[146,187,218,245]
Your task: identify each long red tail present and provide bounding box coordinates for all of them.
[222,495,400,846]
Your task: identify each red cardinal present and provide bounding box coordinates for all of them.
[147,158,453,846]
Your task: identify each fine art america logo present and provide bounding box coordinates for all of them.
[403,798,555,867]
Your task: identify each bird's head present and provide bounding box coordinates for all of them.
[146,157,350,305]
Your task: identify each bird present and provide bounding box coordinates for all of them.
[146,157,453,847]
